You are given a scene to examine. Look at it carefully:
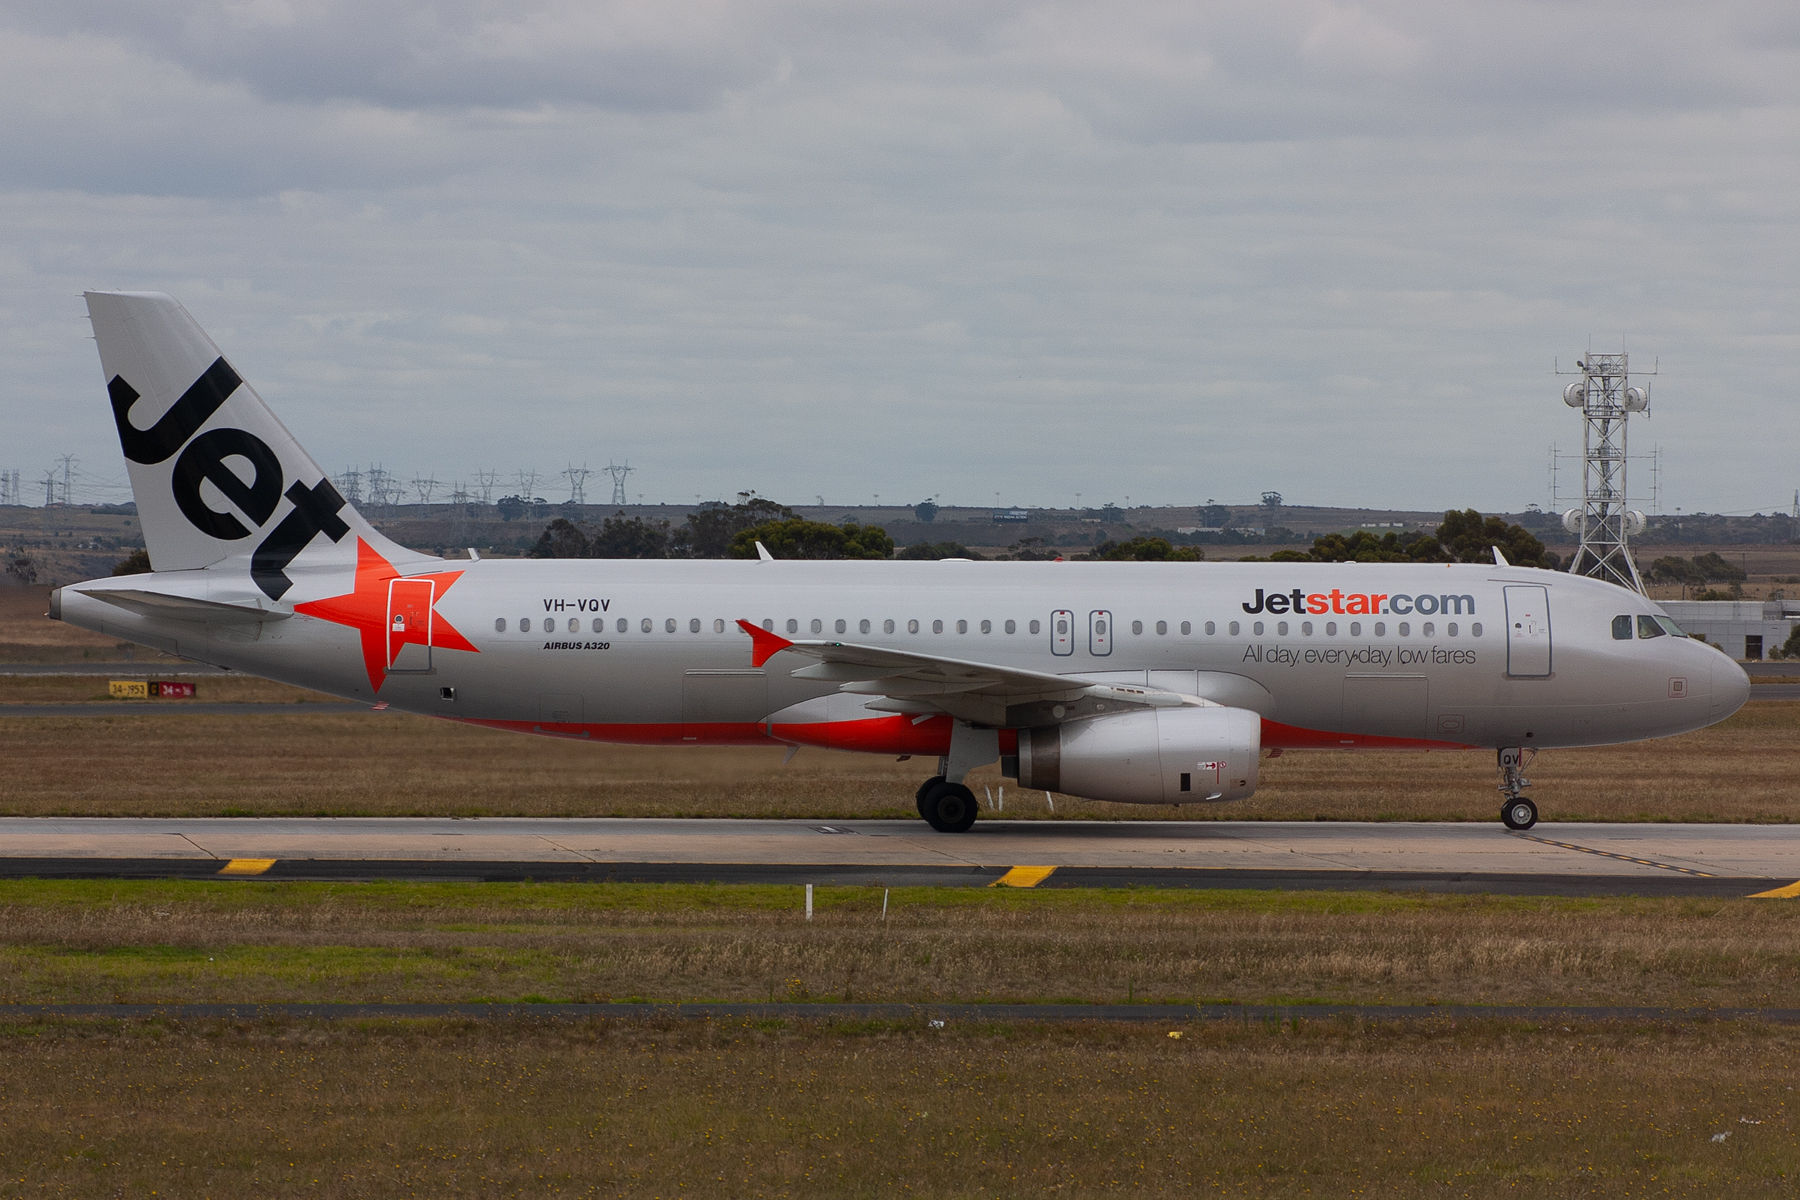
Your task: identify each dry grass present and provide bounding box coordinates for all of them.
[0,584,140,662]
[2,700,1797,822]
[4,881,1800,1010]
[0,1018,1796,1196]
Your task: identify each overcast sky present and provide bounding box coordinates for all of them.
[1,1,1794,515]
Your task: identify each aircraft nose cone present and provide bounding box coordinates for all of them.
[1712,655,1751,719]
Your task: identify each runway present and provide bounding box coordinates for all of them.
[2,817,1797,897]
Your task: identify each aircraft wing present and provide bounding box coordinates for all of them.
[736,619,1203,726]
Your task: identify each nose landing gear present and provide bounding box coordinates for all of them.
[1497,747,1538,830]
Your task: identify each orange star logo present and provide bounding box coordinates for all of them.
[294,538,478,691]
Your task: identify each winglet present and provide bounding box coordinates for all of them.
[1492,546,1510,567]
[755,540,775,562]
[737,618,793,667]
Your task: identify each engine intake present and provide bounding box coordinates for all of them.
[1014,706,1260,805]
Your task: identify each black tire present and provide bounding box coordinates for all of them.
[1501,798,1538,831]
[921,782,978,833]
[915,775,945,820]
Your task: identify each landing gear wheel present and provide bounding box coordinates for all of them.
[920,782,978,833]
[915,775,945,820]
[1501,798,1538,831]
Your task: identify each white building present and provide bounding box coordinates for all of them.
[1657,600,1800,661]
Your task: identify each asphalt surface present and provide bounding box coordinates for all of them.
[1,1001,1793,1024]
[3,818,1798,897]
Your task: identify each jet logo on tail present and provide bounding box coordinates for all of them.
[108,356,351,599]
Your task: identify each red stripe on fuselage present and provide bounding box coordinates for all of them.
[453,714,1472,754]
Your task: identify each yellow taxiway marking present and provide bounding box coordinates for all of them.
[1509,833,1714,877]
[990,866,1057,888]
[217,858,276,876]
[1750,880,1800,899]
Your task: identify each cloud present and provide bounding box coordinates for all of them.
[0,1,1795,514]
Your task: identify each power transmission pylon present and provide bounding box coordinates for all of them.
[605,461,634,507]
[562,464,593,506]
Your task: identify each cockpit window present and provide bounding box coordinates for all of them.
[1637,614,1666,639]
[1612,615,1633,641]
[1656,615,1685,638]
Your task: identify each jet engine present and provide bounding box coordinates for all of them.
[1012,706,1261,805]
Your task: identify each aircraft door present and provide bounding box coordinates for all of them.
[1089,610,1113,656]
[1051,610,1073,656]
[1503,585,1552,677]
[387,578,435,672]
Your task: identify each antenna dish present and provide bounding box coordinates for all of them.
[1624,510,1647,536]
[1563,382,1586,407]
[1623,386,1648,412]
[1561,508,1583,534]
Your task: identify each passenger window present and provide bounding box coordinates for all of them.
[1471,622,1482,637]
[956,620,967,634]
[1398,622,1409,636]
[1326,622,1337,636]
[1447,622,1457,637]
[1612,615,1634,640]
[1179,621,1190,635]
[908,619,920,634]
[495,618,506,632]
[932,620,944,634]
[834,618,845,634]
[980,619,991,634]
[1204,621,1215,635]
[642,618,653,633]
[1301,621,1313,636]
[811,619,823,634]
[569,618,579,633]
[1029,619,1040,634]
[1422,622,1434,636]
[1156,620,1167,635]
[1277,621,1288,636]
[1228,621,1240,636]
[1131,620,1143,635]
[762,618,774,631]
[1350,622,1361,636]
[1373,622,1384,636]
[1637,615,1666,639]
[786,619,798,634]
[1005,619,1016,634]
[617,618,627,633]
[1252,621,1264,635]
[884,619,896,634]
[714,619,726,633]
[665,618,677,633]
[690,618,701,633]
[859,619,871,634]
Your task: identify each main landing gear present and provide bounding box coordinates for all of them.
[1497,747,1538,830]
[916,774,978,834]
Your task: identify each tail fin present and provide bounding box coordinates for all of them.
[84,291,411,599]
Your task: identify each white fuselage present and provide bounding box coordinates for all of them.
[58,558,1749,758]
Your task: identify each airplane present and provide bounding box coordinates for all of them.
[50,292,1751,833]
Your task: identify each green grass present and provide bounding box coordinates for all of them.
[3,880,1800,1009]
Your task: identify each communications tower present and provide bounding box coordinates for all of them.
[1559,351,1652,593]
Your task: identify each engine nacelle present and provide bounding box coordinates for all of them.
[1014,706,1261,805]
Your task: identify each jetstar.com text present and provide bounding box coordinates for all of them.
[1241,588,1475,616]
